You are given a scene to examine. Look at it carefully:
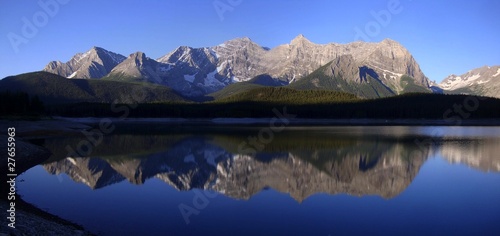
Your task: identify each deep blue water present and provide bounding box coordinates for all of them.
[18,126,500,235]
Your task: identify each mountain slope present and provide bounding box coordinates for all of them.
[288,56,401,98]
[104,52,166,83]
[210,37,270,82]
[43,47,126,79]
[439,65,500,98]
[209,74,286,99]
[157,46,229,95]
[214,87,359,104]
[0,72,187,104]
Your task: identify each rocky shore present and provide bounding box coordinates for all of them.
[0,200,91,236]
[0,119,94,235]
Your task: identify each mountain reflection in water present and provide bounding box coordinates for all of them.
[39,127,500,201]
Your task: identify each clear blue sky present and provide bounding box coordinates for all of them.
[1,0,499,83]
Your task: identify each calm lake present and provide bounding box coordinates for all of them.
[18,126,500,235]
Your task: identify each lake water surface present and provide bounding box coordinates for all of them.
[18,126,500,235]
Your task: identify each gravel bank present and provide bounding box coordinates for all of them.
[0,119,94,235]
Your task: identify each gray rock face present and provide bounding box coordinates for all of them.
[43,47,126,79]
[210,36,429,93]
[106,50,220,97]
[287,55,397,98]
[210,37,270,82]
[364,39,429,88]
[158,46,227,95]
[324,54,360,82]
[438,65,500,98]
[42,36,430,97]
[106,52,164,83]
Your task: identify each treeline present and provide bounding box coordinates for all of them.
[0,71,188,104]
[400,75,431,93]
[46,93,500,120]
[0,91,45,116]
[214,87,360,104]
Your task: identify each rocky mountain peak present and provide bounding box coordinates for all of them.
[438,65,500,97]
[42,46,125,79]
[221,37,254,46]
[234,36,252,42]
[88,46,100,52]
[129,51,147,60]
[380,38,399,45]
[290,34,313,46]
[157,46,193,63]
[105,51,163,83]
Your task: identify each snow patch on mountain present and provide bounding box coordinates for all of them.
[204,151,218,167]
[217,61,227,73]
[370,64,403,79]
[209,48,219,59]
[477,80,488,85]
[184,154,196,164]
[159,64,172,72]
[441,73,483,90]
[440,76,463,90]
[67,71,77,78]
[67,157,77,165]
[232,76,245,82]
[467,73,481,81]
[493,68,500,77]
[184,74,196,83]
[74,51,91,63]
[205,70,223,87]
[158,164,172,172]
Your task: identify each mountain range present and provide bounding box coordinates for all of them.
[40,35,439,99]
[0,35,496,101]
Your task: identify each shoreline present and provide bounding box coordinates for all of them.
[2,117,500,137]
[0,136,94,235]
[54,116,500,127]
